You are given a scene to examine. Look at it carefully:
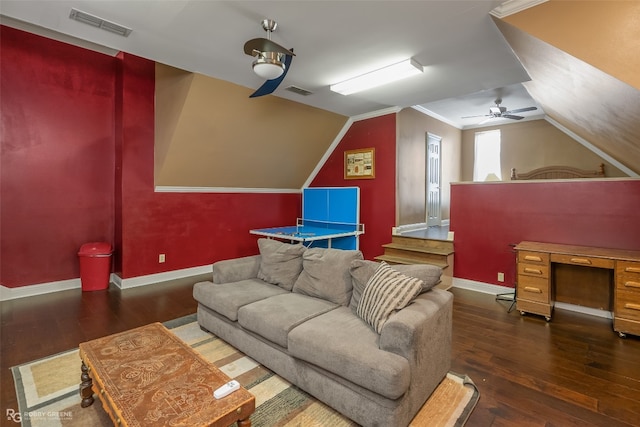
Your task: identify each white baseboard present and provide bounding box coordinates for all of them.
[1,278,81,301]
[1,265,212,301]
[393,223,428,235]
[2,269,612,322]
[393,221,450,236]
[452,277,513,295]
[451,278,612,319]
[112,265,211,289]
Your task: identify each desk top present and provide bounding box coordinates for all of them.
[516,241,640,263]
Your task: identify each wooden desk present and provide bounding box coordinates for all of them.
[515,241,640,337]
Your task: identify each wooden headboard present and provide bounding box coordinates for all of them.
[510,163,605,180]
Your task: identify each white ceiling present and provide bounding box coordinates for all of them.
[1,0,545,128]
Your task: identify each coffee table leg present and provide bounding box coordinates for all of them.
[80,360,94,408]
[237,418,251,427]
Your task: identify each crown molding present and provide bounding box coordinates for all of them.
[411,105,462,129]
[351,106,401,122]
[545,116,638,177]
[490,0,548,19]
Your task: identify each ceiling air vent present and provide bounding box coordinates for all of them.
[69,8,132,37]
[285,85,313,96]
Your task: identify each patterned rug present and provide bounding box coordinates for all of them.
[11,314,478,426]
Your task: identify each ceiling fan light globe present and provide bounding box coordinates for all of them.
[252,53,285,80]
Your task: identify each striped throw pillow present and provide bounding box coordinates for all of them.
[356,262,424,333]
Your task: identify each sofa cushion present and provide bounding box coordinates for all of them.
[356,262,424,333]
[349,259,442,313]
[238,293,338,348]
[193,279,288,321]
[292,247,363,306]
[288,307,410,400]
[256,238,306,291]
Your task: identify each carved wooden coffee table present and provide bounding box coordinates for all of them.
[79,322,255,426]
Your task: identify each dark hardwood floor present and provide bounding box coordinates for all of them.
[2,279,639,426]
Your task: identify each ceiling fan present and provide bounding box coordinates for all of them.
[462,98,537,124]
[243,19,296,98]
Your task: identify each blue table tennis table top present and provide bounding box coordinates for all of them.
[251,188,363,249]
[250,219,364,248]
[250,225,358,242]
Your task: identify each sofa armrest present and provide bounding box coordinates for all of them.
[212,255,262,284]
[379,289,453,398]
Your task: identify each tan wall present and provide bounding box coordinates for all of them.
[155,63,347,189]
[504,0,640,90]
[396,108,462,225]
[460,119,626,182]
[494,15,640,176]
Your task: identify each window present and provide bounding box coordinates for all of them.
[473,130,502,181]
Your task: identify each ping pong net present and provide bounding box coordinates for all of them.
[294,218,364,235]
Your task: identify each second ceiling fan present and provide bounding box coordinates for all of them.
[463,98,537,125]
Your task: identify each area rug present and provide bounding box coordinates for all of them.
[11,314,479,426]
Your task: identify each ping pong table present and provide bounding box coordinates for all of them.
[250,218,364,248]
[250,187,365,249]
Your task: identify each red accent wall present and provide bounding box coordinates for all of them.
[0,27,300,287]
[1,26,116,287]
[311,115,397,260]
[450,180,640,287]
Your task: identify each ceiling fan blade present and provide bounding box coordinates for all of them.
[477,117,495,125]
[244,38,295,56]
[461,114,490,119]
[505,106,537,114]
[502,114,524,120]
[249,53,293,98]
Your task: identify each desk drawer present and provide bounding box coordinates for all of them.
[615,289,640,322]
[518,251,549,265]
[517,275,550,303]
[518,263,549,279]
[617,261,640,293]
[550,254,614,269]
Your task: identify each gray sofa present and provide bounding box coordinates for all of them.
[193,239,453,427]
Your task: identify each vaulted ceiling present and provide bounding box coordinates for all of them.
[494,1,640,176]
[2,0,639,183]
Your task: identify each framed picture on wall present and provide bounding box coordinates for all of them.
[344,148,375,179]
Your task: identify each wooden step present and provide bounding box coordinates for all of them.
[376,235,455,291]
[391,235,454,252]
[378,249,449,265]
[382,242,454,256]
[374,254,448,269]
[374,254,453,290]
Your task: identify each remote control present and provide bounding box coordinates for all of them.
[214,380,240,399]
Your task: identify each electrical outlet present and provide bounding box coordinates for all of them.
[159,254,166,263]
[497,272,504,282]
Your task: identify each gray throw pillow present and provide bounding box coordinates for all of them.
[349,259,442,313]
[356,262,424,333]
[256,238,306,291]
[292,247,363,306]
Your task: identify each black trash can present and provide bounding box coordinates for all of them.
[78,242,113,291]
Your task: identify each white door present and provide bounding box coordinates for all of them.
[426,133,442,226]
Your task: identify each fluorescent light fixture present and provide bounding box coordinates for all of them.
[330,58,423,95]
